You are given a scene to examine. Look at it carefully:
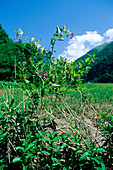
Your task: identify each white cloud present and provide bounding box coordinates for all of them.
[104,28,113,42]
[59,28,113,61]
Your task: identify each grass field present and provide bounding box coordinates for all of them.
[1,81,113,110]
[0,81,113,169]
[1,81,113,118]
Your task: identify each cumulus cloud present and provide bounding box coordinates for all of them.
[59,28,113,61]
[104,28,113,42]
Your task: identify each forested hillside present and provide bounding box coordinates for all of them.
[0,25,46,81]
[77,41,113,83]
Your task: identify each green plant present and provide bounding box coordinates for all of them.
[79,142,107,170]
[0,25,108,170]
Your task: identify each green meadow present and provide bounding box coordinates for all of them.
[1,81,113,107]
[1,81,113,116]
[0,81,113,169]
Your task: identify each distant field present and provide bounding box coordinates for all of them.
[1,81,113,103]
[0,81,113,114]
[63,82,113,104]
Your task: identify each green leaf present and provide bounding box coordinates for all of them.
[37,44,41,48]
[53,162,62,166]
[30,37,35,42]
[25,143,34,152]
[53,136,61,142]
[80,151,91,160]
[85,57,90,63]
[0,160,3,163]
[42,47,46,52]
[35,39,41,46]
[93,148,107,154]
[22,165,27,170]
[25,36,28,40]
[18,28,23,35]
[25,153,33,159]
[92,157,101,164]
[51,38,55,45]
[12,157,21,163]
[67,28,70,32]
[61,143,67,148]
[63,167,68,170]
[53,145,61,150]
[25,79,30,83]
[63,25,66,32]
[16,146,25,152]
[42,150,50,155]
[101,162,106,170]
[87,53,92,57]
[51,157,60,163]
[99,104,102,108]
[78,61,83,68]
[52,83,60,87]
[56,26,60,33]
[66,33,70,37]
[2,131,8,138]
[53,34,58,37]
[57,37,64,41]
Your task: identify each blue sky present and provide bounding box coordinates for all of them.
[1,0,113,61]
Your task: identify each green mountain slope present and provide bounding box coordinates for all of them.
[76,41,113,83]
[0,25,49,81]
